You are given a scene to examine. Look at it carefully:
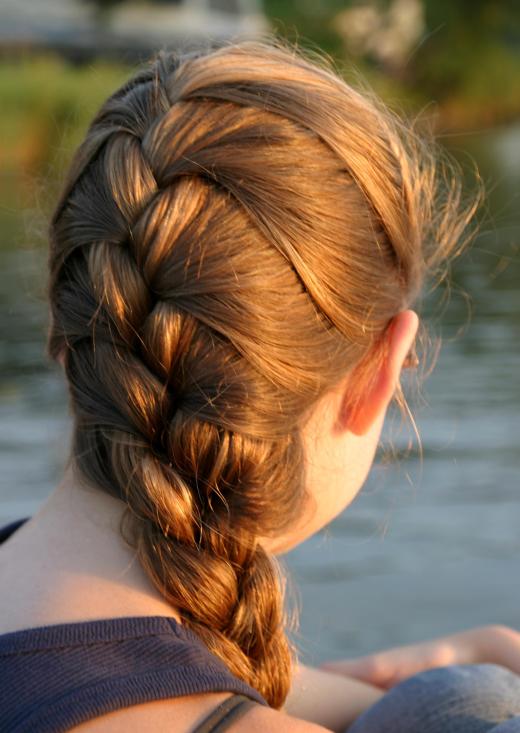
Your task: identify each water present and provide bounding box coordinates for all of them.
[1,124,519,665]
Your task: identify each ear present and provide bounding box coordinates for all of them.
[344,310,419,436]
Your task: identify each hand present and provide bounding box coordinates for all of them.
[320,625,520,690]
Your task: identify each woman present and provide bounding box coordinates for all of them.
[1,39,519,733]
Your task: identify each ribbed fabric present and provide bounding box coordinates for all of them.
[0,519,266,733]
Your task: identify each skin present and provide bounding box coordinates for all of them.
[1,309,519,732]
[262,309,421,555]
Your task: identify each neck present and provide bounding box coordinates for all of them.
[4,462,182,629]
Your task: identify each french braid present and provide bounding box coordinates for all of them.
[47,40,476,706]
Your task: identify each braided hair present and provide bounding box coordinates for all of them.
[47,40,474,707]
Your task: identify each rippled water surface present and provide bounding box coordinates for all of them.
[1,124,519,664]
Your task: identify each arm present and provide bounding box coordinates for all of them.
[284,662,384,733]
[283,626,520,731]
[320,625,520,690]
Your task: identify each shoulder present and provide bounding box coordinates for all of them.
[236,705,332,732]
[68,694,332,732]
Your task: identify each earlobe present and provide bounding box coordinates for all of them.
[343,310,419,436]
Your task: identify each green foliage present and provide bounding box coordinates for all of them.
[264,0,520,129]
[0,55,131,249]
[1,1,518,248]
[416,0,520,94]
[0,55,130,176]
[82,0,128,12]
[264,0,346,59]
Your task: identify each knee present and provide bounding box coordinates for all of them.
[348,664,520,733]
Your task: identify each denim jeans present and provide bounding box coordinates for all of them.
[347,664,520,733]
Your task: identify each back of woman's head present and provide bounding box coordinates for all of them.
[46,39,475,707]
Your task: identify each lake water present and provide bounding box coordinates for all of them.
[1,123,519,665]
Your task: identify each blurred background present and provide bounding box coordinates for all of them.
[1,0,519,664]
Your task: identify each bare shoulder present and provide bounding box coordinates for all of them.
[68,694,332,733]
[237,705,332,732]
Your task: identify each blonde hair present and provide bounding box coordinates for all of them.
[47,39,476,707]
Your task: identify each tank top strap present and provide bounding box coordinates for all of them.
[193,694,257,733]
